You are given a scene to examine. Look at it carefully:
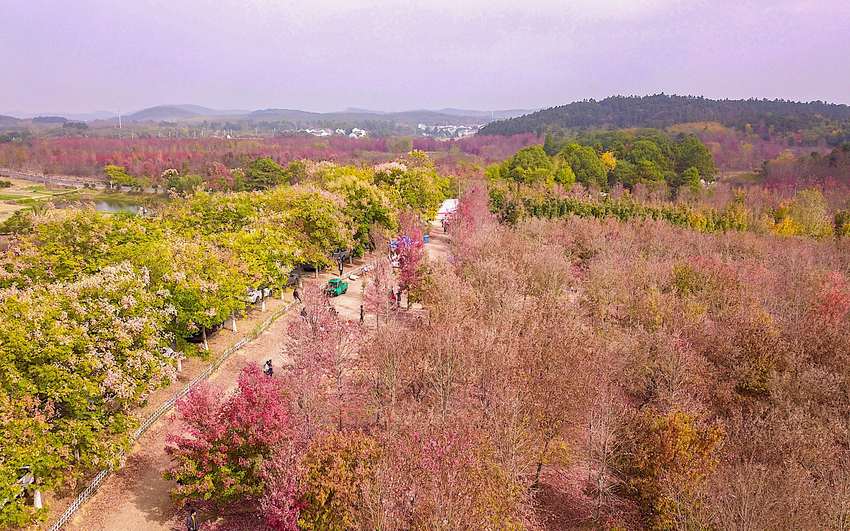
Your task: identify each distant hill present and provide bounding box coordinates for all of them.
[169,104,251,116]
[478,95,850,136]
[125,105,202,122]
[121,105,519,126]
[0,115,22,127]
[341,107,389,115]
[67,110,119,121]
[122,104,251,122]
[437,108,538,119]
[338,108,537,119]
[247,108,324,121]
[1,110,117,121]
[245,108,487,126]
[3,104,533,129]
[32,116,68,124]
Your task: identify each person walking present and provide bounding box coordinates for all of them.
[300,306,308,320]
[338,260,344,277]
[293,288,302,304]
[359,304,364,324]
[187,508,199,531]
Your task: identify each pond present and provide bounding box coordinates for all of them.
[55,201,151,215]
[93,201,145,214]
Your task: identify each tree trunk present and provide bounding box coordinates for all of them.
[534,439,551,488]
[232,311,238,333]
[202,327,208,351]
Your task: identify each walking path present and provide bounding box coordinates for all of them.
[0,168,159,193]
[53,221,451,531]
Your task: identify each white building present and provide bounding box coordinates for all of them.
[436,198,459,220]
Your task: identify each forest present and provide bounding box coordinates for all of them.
[479,95,850,148]
[157,183,850,530]
[487,130,716,193]
[2,123,850,530]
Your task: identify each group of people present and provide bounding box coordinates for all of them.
[390,287,404,310]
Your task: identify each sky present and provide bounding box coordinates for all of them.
[1,0,848,114]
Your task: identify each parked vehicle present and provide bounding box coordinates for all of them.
[326,278,348,297]
[286,271,299,287]
[1,466,33,509]
[245,287,263,304]
[187,322,222,343]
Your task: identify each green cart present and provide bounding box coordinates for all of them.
[326,278,348,297]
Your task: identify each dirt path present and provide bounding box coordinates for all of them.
[64,310,297,531]
[61,226,452,531]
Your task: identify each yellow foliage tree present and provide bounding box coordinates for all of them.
[600,151,617,173]
[616,410,722,530]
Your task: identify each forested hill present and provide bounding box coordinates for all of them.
[478,95,850,136]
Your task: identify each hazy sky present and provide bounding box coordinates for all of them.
[2,0,848,113]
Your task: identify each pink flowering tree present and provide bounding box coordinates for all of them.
[163,366,294,509]
[260,443,305,531]
[396,210,428,307]
[363,258,397,328]
[282,284,365,436]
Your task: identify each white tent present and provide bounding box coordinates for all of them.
[436,198,458,220]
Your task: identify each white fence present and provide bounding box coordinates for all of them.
[46,301,293,531]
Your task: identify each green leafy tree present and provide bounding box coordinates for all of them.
[635,158,665,182]
[137,238,247,342]
[0,264,174,526]
[505,145,552,184]
[230,168,246,192]
[678,134,716,181]
[267,186,354,269]
[104,165,138,188]
[558,143,607,189]
[246,156,289,190]
[166,174,204,194]
[554,165,576,188]
[374,153,448,218]
[628,140,670,171]
[324,167,396,255]
[543,133,557,156]
[680,166,701,194]
[611,159,639,188]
